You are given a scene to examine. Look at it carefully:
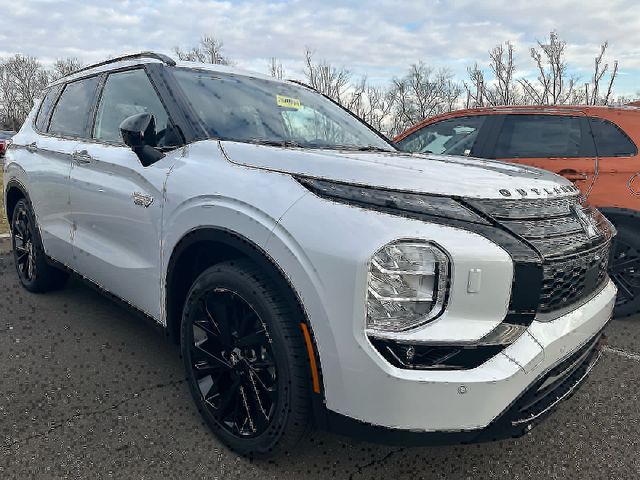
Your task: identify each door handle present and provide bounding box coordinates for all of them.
[72,150,93,164]
[558,169,588,182]
[26,142,38,153]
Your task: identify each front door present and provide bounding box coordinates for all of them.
[69,68,182,318]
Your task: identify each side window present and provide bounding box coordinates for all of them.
[93,69,178,147]
[494,115,582,158]
[589,117,637,156]
[34,85,62,132]
[396,116,486,155]
[49,76,100,138]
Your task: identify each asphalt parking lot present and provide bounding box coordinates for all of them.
[1,249,640,479]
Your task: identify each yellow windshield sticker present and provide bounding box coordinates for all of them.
[277,95,302,109]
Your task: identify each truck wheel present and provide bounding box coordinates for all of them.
[180,260,312,458]
[609,219,640,318]
[11,199,68,293]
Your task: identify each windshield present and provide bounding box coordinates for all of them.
[173,68,395,151]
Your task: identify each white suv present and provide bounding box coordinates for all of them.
[3,53,616,457]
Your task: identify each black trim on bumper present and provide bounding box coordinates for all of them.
[325,330,606,446]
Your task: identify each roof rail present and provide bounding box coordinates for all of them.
[65,51,176,78]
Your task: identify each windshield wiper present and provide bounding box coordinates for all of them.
[329,144,395,153]
[246,138,305,148]
[243,139,395,152]
[355,145,396,152]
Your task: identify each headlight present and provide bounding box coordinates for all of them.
[367,240,450,333]
[296,177,489,224]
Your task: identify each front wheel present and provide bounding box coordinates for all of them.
[180,260,312,458]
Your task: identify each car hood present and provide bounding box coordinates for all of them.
[218,141,576,200]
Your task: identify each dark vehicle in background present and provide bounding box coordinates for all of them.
[0,131,15,157]
[395,105,640,318]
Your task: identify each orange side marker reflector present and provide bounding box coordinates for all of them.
[300,323,321,394]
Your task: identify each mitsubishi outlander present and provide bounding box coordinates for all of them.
[3,53,616,457]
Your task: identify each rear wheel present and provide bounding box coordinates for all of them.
[11,199,68,292]
[180,260,312,458]
[609,219,640,318]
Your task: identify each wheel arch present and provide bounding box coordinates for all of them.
[599,206,640,226]
[4,178,30,225]
[164,226,328,414]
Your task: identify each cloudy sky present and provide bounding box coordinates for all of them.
[2,0,639,95]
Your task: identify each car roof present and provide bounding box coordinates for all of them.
[394,104,640,142]
[48,52,290,88]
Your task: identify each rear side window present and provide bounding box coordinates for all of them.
[93,69,179,146]
[34,85,62,132]
[494,115,582,158]
[589,118,637,156]
[397,116,486,155]
[49,76,100,138]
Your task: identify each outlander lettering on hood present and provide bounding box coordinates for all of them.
[498,184,580,198]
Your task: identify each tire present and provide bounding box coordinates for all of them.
[11,199,69,293]
[180,260,312,458]
[608,216,640,318]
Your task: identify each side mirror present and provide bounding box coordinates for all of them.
[119,113,165,167]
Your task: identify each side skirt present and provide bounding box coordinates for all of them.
[45,255,169,341]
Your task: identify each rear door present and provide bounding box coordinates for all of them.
[484,113,597,196]
[582,115,640,209]
[69,67,182,318]
[26,77,100,266]
[395,115,491,157]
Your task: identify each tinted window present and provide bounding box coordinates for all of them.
[94,69,179,146]
[589,118,637,156]
[494,115,582,158]
[49,76,100,138]
[35,85,62,132]
[397,116,486,155]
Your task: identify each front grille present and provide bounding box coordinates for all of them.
[466,195,613,314]
[540,244,609,312]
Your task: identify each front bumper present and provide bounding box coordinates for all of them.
[325,279,615,436]
[327,328,606,445]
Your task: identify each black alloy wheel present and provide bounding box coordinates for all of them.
[610,222,640,318]
[190,288,278,438]
[12,203,36,284]
[181,260,312,457]
[11,199,68,292]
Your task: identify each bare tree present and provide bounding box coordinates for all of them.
[465,42,517,107]
[516,31,577,105]
[464,63,486,108]
[174,35,231,65]
[361,85,397,133]
[389,63,462,136]
[50,57,84,81]
[303,48,351,104]
[0,55,49,131]
[585,41,619,105]
[269,57,285,80]
[487,42,517,105]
